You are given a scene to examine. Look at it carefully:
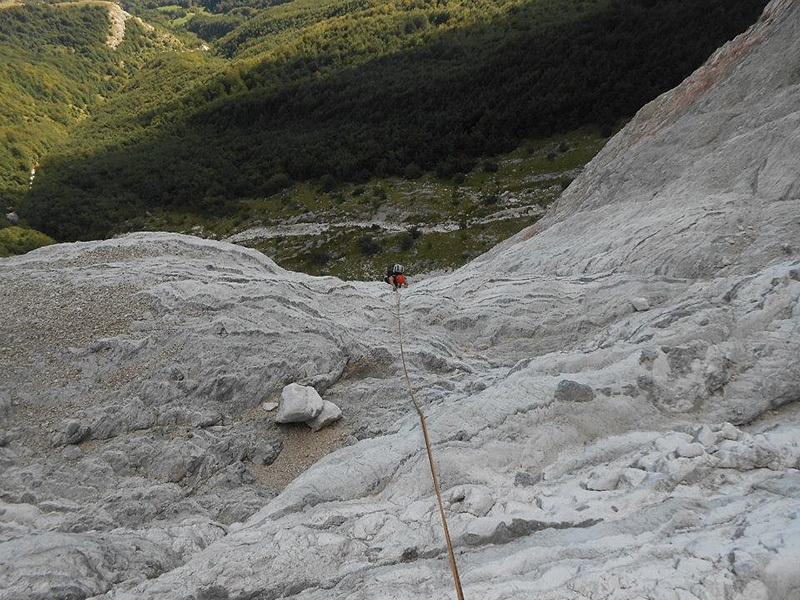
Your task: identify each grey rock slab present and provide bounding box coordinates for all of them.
[0,530,181,600]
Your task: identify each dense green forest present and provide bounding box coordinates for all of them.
[117,0,291,43]
[11,0,769,244]
[0,0,170,226]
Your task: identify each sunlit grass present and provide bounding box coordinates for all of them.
[0,226,55,257]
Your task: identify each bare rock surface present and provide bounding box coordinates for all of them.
[1,1,799,599]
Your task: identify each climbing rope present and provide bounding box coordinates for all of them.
[395,291,465,600]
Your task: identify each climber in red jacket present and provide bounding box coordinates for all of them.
[384,263,407,291]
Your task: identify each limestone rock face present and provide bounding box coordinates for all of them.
[1,2,799,599]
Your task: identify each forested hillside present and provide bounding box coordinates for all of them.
[16,0,770,246]
[0,1,172,224]
[120,0,290,43]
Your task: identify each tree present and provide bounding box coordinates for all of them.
[357,234,381,255]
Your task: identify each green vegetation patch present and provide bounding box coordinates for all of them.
[0,2,176,215]
[244,215,541,281]
[123,128,606,279]
[0,226,56,257]
[21,0,769,242]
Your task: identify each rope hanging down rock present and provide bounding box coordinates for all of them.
[395,291,465,600]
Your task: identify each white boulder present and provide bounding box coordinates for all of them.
[275,383,324,424]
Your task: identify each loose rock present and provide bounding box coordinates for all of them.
[305,401,342,432]
[554,380,596,403]
[275,383,324,424]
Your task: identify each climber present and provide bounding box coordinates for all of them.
[384,263,407,291]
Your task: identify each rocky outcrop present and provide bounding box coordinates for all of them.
[106,3,130,49]
[1,1,799,599]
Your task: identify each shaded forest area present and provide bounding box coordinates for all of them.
[0,1,162,220]
[0,3,116,210]
[22,0,769,241]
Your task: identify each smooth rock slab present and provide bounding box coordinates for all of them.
[275,383,324,424]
